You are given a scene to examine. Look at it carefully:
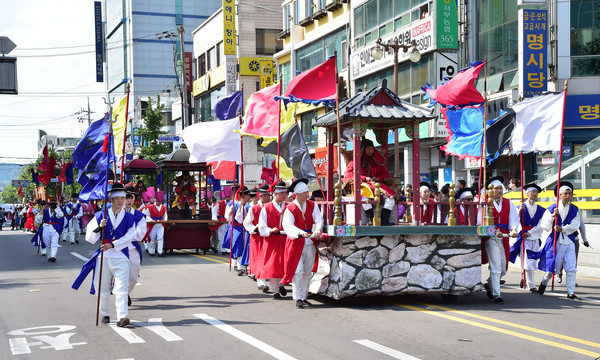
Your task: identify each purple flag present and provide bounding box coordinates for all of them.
[214,91,243,120]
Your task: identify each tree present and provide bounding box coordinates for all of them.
[136,96,171,163]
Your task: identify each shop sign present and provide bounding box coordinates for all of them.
[519,9,548,97]
[225,55,237,95]
[184,52,193,92]
[239,57,275,76]
[436,52,457,86]
[564,94,600,127]
[260,60,276,89]
[436,110,449,137]
[193,74,210,97]
[210,64,226,88]
[222,0,236,55]
[436,0,458,49]
[536,153,556,166]
[464,157,481,169]
[351,17,436,80]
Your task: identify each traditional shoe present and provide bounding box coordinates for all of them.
[500,280,506,285]
[49,257,56,263]
[273,293,283,300]
[258,285,264,291]
[149,253,156,257]
[101,316,110,324]
[529,288,538,293]
[567,294,581,300]
[538,284,546,295]
[237,269,245,276]
[494,297,505,304]
[128,295,132,306]
[117,318,130,327]
[262,286,270,294]
[557,274,563,283]
[158,253,165,257]
[302,300,313,307]
[484,283,493,299]
[519,279,524,289]
[295,300,304,309]
[279,286,287,297]
[70,242,74,245]
[75,240,79,244]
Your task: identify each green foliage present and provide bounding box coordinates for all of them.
[136,96,172,163]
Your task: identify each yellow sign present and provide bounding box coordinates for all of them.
[209,64,226,88]
[239,57,274,76]
[260,60,276,89]
[223,0,236,55]
[193,74,210,97]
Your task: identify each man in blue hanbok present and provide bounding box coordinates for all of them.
[533,182,581,299]
[509,183,545,292]
[124,185,147,307]
[34,198,64,262]
[223,186,250,275]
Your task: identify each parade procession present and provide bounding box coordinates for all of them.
[2,0,600,359]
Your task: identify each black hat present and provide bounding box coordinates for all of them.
[258,183,271,194]
[361,138,374,150]
[554,181,574,196]
[523,183,542,194]
[288,178,309,194]
[419,181,431,192]
[48,197,58,205]
[71,193,79,199]
[124,184,139,197]
[108,183,126,195]
[247,187,258,197]
[312,189,326,199]
[485,176,505,188]
[455,187,475,200]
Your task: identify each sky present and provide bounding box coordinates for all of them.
[0,0,108,164]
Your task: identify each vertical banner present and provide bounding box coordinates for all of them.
[436,0,458,49]
[225,55,237,95]
[314,146,338,178]
[259,60,275,89]
[223,0,236,55]
[94,1,104,83]
[518,9,548,98]
[184,51,193,92]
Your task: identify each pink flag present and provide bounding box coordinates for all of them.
[425,61,485,107]
[209,161,237,181]
[282,56,336,105]
[240,83,281,138]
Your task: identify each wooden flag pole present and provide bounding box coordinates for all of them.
[277,74,283,179]
[520,152,526,289]
[551,79,569,291]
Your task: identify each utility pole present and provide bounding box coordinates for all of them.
[71,97,94,126]
[178,26,188,129]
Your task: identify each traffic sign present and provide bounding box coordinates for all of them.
[11,180,29,187]
[0,37,17,55]
[158,134,181,142]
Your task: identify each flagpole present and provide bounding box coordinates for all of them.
[481,60,489,225]
[334,52,342,226]
[120,83,131,184]
[551,79,569,291]
[520,152,526,288]
[277,74,283,179]
[239,86,247,274]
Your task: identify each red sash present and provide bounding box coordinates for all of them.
[481,197,511,269]
[142,204,165,242]
[281,201,319,285]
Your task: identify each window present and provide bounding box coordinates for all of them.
[207,47,215,71]
[571,0,600,76]
[354,5,364,35]
[301,111,318,144]
[216,42,223,67]
[256,29,283,55]
[394,0,410,16]
[296,28,347,72]
[283,4,291,31]
[379,0,393,24]
[198,53,206,77]
[365,0,378,32]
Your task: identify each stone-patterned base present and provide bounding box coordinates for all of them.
[312,234,482,299]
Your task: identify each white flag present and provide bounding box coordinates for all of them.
[510,92,565,154]
[182,118,241,163]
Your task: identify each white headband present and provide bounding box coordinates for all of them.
[293,182,309,194]
[489,180,503,188]
[420,185,430,193]
[110,190,126,198]
[559,185,572,195]
[525,187,538,194]
[459,191,473,199]
[274,188,287,194]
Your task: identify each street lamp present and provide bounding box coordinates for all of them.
[371,38,421,179]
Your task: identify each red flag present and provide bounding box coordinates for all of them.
[208,161,236,180]
[56,188,59,200]
[58,162,72,183]
[282,56,336,104]
[37,145,48,172]
[18,185,23,197]
[424,61,485,107]
[38,155,57,185]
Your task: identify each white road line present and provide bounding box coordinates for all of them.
[354,340,421,360]
[131,318,183,341]
[70,252,89,261]
[194,313,297,360]
[503,285,600,304]
[108,323,145,344]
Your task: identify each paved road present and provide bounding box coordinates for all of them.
[1,228,599,359]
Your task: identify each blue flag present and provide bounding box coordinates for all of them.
[208,174,221,191]
[31,168,39,186]
[65,162,74,185]
[73,116,115,201]
[156,172,162,189]
[214,90,243,120]
[440,106,485,159]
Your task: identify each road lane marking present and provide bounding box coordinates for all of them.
[108,324,145,344]
[130,318,182,342]
[419,302,600,349]
[194,313,297,360]
[354,339,421,359]
[190,254,229,264]
[387,301,600,358]
[70,252,88,261]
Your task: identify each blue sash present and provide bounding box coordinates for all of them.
[509,203,545,263]
[30,226,46,249]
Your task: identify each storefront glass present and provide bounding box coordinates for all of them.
[571,0,600,76]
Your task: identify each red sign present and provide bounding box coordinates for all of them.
[184,52,193,92]
[314,146,338,178]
